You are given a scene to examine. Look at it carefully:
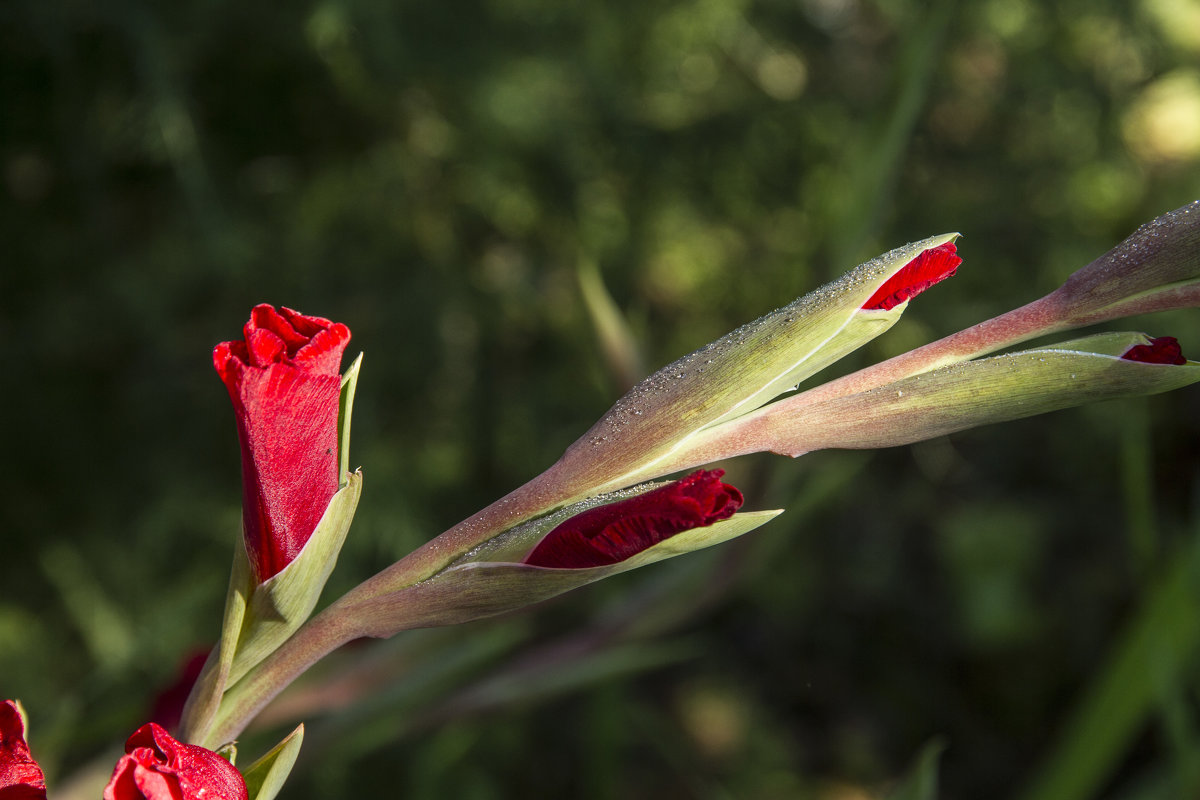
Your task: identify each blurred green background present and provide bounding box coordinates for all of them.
[3,0,1200,797]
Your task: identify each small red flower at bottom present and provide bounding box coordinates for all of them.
[1120,336,1187,365]
[523,469,744,569]
[1,700,47,800]
[103,723,247,800]
[862,241,962,311]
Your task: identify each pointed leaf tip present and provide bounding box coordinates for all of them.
[242,724,304,800]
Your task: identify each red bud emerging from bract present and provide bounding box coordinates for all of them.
[214,305,351,582]
[1120,336,1187,365]
[0,700,46,800]
[523,469,744,569]
[862,242,962,311]
[104,723,247,800]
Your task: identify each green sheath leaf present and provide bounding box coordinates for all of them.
[549,233,958,496]
[748,333,1200,455]
[352,509,782,637]
[227,471,363,685]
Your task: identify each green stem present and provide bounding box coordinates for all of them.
[202,594,364,749]
[203,467,580,746]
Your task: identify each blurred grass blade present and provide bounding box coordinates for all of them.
[830,0,954,263]
[577,258,645,392]
[886,738,946,800]
[39,543,134,671]
[1016,534,1200,800]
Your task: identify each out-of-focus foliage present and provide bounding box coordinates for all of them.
[2,0,1199,797]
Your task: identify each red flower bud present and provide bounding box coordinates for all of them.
[1120,335,1187,365]
[524,469,744,569]
[862,242,962,311]
[0,700,46,800]
[103,723,247,800]
[214,305,351,581]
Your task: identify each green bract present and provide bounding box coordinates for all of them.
[348,508,783,638]
[242,724,304,800]
[547,232,959,498]
[227,472,363,684]
[694,333,1200,457]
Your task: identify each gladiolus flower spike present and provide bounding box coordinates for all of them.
[524,469,744,568]
[104,723,248,800]
[0,700,47,800]
[213,305,351,582]
[1120,335,1187,365]
[862,242,962,311]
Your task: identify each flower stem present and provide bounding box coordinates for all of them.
[201,597,363,749]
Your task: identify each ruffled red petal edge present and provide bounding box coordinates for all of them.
[213,304,351,382]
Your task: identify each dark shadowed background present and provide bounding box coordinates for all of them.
[3,0,1200,797]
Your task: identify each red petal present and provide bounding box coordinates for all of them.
[862,241,962,311]
[213,305,351,581]
[0,701,47,800]
[104,724,247,800]
[1120,336,1187,365]
[524,470,744,569]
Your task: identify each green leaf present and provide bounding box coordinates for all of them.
[577,258,644,391]
[712,333,1200,456]
[351,509,782,637]
[1017,537,1200,800]
[227,471,363,685]
[885,738,945,800]
[242,724,304,800]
